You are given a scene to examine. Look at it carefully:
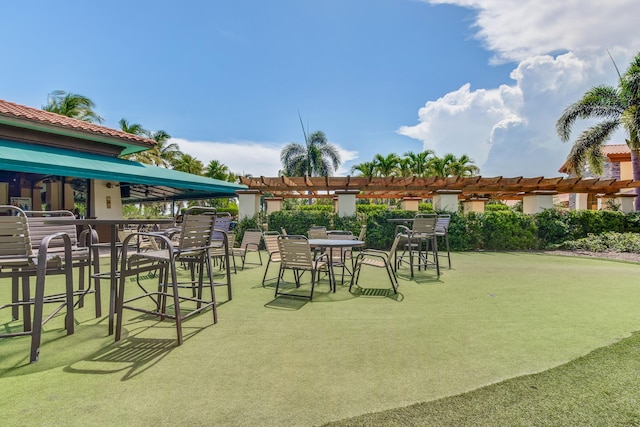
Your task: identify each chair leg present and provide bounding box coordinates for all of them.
[92,247,102,317]
[30,268,46,363]
[204,251,218,324]
[21,275,32,332]
[262,258,272,286]
[12,274,19,321]
[169,262,183,346]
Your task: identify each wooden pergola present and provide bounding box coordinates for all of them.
[239,176,640,200]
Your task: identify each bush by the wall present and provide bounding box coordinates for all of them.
[267,206,640,252]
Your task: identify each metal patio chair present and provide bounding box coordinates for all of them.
[351,233,403,294]
[232,229,263,270]
[275,235,332,300]
[0,205,75,363]
[261,231,282,286]
[115,206,219,345]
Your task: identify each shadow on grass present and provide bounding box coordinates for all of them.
[264,296,309,310]
[349,286,405,302]
[64,336,176,381]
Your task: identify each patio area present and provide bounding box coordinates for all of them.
[1,250,640,425]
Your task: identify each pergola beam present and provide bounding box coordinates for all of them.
[238,175,640,199]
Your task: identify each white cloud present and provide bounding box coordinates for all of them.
[402,1,638,177]
[425,0,640,63]
[171,137,357,177]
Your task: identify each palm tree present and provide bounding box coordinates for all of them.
[172,154,203,175]
[427,153,456,177]
[446,154,480,177]
[403,150,435,177]
[396,157,413,177]
[118,118,147,136]
[42,90,104,123]
[350,161,376,177]
[557,51,640,209]
[204,160,230,180]
[148,130,181,167]
[280,130,341,177]
[373,153,400,177]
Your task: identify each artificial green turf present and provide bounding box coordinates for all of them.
[1,252,640,426]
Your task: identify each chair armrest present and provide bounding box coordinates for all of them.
[36,231,73,267]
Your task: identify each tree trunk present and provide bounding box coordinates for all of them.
[631,149,640,211]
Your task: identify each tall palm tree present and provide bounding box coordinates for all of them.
[172,154,203,175]
[373,153,400,177]
[204,160,230,180]
[280,130,341,176]
[350,161,376,177]
[42,90,104,123]
[118,118,147,136]
[557,51,640,209]
[148,130,181,168]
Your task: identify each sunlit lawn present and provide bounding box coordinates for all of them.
[1,251,639,426]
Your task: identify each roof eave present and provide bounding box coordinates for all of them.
[0,114,153,155]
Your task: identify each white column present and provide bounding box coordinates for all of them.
[522,191,556,214]
[237,190,261,220]
[335,190,358,217]
[432,190,461,213]
[574,193,589,210]
[90,180,123,219]
[400,196,421,211]
[462,199,487,213]
[609,193,636,213]
[264,197,283,216]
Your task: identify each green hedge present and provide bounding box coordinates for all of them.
[266,208,640,251]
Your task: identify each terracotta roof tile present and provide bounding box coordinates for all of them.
[0,99,156,146]
[600,144,630,156]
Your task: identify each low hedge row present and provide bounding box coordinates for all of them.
[261,208,640,251]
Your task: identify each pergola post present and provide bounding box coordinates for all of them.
[613,193,636,213]
[400,196,421,211]
[335,190,359,217]
[432,190,461,213]
[522,190,556,214]
[598,192,636,213]
[462,197,488,213]
[264,197,283,216]
[237,190,262,220]
[574,193,589,210]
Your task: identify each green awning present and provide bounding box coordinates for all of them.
[0,139,247,201]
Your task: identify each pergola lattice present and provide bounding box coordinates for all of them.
[239,176,640,200]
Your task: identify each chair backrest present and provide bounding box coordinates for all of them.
[119,228,160,251]
[277,235,314,269]
[213,212,232,241]
[308,226,327,239]
[412,214,437,234]
[239,229,263,250]
[326,230,353,259]
[0,205,32,260]
[357,224,367,241]
[436,214,451,233]
[178,207,217,252]
[386,234,404,266]
[263,231,280,255]
[226,231,236,248]
[24,210,79,250]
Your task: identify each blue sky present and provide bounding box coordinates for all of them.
[1,1,638,178]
